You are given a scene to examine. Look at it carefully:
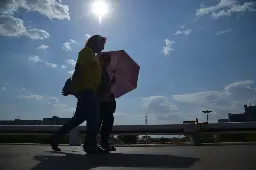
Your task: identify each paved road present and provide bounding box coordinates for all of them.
[0,144,255,170]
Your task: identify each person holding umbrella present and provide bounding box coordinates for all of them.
[96,50,140,151]
[97,52,117,152]
[50,35,108,154]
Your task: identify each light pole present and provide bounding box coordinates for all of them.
[145,112,148,146]
[202,110,212,123]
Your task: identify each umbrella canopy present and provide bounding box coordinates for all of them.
[107,50,140,98]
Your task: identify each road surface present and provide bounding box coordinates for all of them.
[0,144,255,170]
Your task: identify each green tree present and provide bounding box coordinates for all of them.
[117,134,139,144]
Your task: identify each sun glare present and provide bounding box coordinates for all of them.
[92,1,108,24]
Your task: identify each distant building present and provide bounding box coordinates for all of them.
[43,116,71,125]
[218,104,256,123]
[0,116,71,125]
[228,113,246,122]
[0,119,42,125]
[244,105,256,121]
[218,119,229,123]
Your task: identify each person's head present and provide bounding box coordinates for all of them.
[99,52,111,69]
[85,35,106,54]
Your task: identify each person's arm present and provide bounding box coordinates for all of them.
[71,48,94,84]
[99,76,116,100]
[71,63,84,83]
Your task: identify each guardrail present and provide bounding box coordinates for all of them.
[0,122,256,146]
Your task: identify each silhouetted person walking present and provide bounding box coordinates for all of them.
[50,35,107,154]
[97,53,116,151]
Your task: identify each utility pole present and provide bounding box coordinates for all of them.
[145,112,148,146]
[202,110,212,123]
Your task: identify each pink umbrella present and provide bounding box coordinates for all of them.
[107,50,140,98]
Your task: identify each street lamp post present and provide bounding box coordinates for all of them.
[202,110,212,123]
[145,112,148,146]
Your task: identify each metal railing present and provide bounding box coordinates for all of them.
[1,122,256,145]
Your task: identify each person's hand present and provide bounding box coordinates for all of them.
[62,78,72,96]
[62,89,70,96]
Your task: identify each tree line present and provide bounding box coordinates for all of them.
[1,133,256,144]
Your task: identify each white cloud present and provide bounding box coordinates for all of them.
[174,29,192,36]
[142,96,179,114]
[36,45,49,50]
[0,0,70,20]
[0,15,26,36]
[85,34,91,39]
[196,0,256,19]
[60,65,67,69]
[28,56,57,68]
[62,42,72,51]
[0,15,50,40]
[17,94,44,100]
[68,70,74,75]
[216,29,232,35]
[162,39,175,56]
[26,28,49,40]
[45,61,57,68]
[172,80,256,121]
[70,39,76,43]
[66,59,76,66]
[28,56,43,63]
[50,103,75,117]
[62,39,76,51]
[1,86,7,91]
[142,96,183,123]
[17,94,60,105]
[47,97,60,104]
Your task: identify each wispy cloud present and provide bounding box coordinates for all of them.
[61,65,67,69]
[70,39,76,43]
[28,56,43,63]
[162,39,175,56]
[17,94,60,104]
[62,39,76,51]
[36,45,49,50]
[85,34,91,39]
[216,29,232,35]
[26,29,50,40]
[0,15,50,40]
[0,0,70,20]
[68,70,74,75]
[45,62,57,68]
[174,29,192,36]
[66,59,76,66]
[17,95,44,100]
[28,56,57,68]
[196,0,256,19]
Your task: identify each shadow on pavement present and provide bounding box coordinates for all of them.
[32,152,199,170]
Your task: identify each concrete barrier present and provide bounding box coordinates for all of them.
[0,122,256,146]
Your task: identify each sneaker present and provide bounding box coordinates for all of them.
[49,137,61,152]
[83,146,109,154]
[101,144,116,151]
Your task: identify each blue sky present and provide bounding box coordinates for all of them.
[0,0,256,125]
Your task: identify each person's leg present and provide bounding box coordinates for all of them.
[50,95,86,151]
[97,103,103,134]
[81,89,101,151]
[101,102,114,149]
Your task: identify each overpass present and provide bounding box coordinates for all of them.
[1,122,256,145]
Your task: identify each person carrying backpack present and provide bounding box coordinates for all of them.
[50,35,108,154]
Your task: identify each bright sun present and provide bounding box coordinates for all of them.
[92,1,108,24]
